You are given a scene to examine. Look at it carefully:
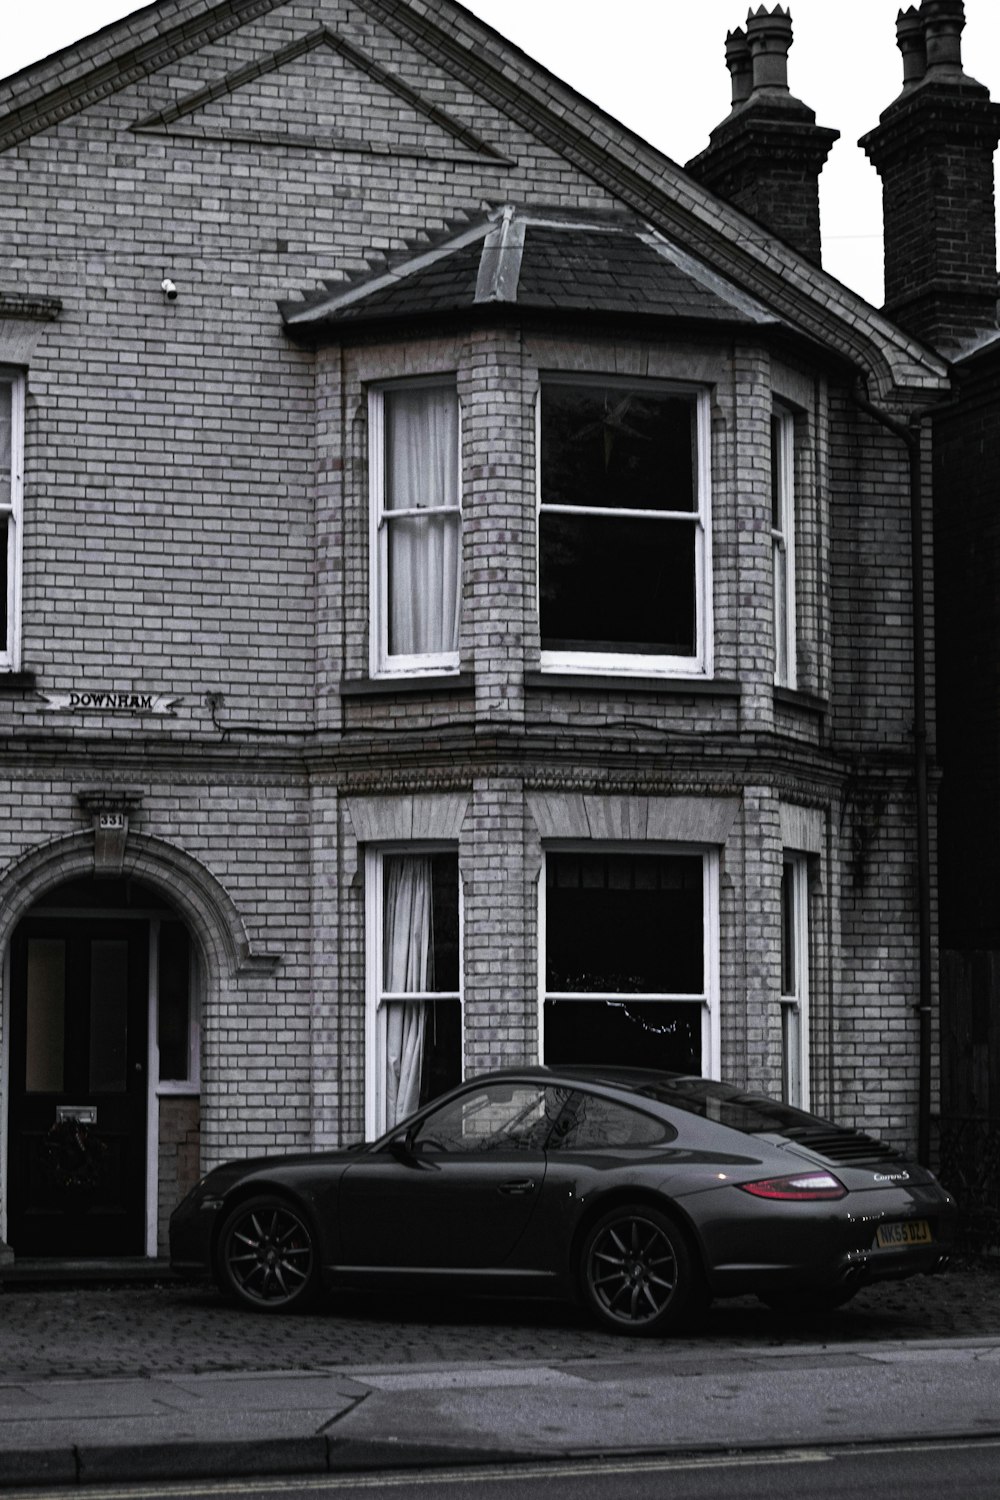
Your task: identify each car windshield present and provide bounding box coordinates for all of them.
[637,1077,817,1135]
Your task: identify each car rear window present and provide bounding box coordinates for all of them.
[551,1091,677,1150]
[637,1077,816,1135]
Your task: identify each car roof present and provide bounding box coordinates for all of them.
[466,1064,692,1091]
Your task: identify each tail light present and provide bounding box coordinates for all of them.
[738,1171,846,1201]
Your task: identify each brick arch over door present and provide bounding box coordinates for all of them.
[0,831,280,994]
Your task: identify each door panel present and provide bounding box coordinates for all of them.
[8,919,149,1257]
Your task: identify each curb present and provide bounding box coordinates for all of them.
[4,1429,1000,1489]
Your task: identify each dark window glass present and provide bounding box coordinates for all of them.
[771,415,783,530]
[637,1076,817,1134]
[544,998,701,1074]
[158,922,192,1082]
[409,1082,556,1154]
[541,384,696,513]
[539,512,696,655]
[429,853,460,993]
[0,515,8,645]
[546,852,703,994]
[781,862,796,997]
[551,1091,676,1150]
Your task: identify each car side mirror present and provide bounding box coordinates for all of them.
[388,1128,418,1164]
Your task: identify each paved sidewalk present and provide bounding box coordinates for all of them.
[1,1260,999,1486]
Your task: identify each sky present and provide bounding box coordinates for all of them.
[6,0,1000,307]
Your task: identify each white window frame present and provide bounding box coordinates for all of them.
[538,844,720,1080]
[368,377,461,679]
[537,375,713,680]
[780,853,810,1109]
[771,404,797,689]
[1,368,25,672]
[364,846,464,1140]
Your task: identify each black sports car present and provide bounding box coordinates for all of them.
[169,1066,957,1334]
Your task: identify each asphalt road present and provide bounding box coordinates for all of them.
[4,1439,1000,1500]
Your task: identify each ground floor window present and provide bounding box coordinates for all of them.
[542,849,717,1076]
[780,854,810,1108]
[366,849,462,1137]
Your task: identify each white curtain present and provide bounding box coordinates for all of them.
[383,855,432,1127]
[385,387,460,657]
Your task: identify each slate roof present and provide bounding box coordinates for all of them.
[280,206,783,336]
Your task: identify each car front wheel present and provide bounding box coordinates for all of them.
[217,1195,318,1312]
[580,1204,700,1336]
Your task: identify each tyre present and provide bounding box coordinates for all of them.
[217,1194,318,1312]
[580,1203,701,1336]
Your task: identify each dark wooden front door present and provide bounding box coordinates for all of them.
[7,919,149,1256]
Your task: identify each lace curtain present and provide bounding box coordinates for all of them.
[385,386,460,657]
[383,855,433,1127]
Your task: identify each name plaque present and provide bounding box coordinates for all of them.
[38,691,181,716]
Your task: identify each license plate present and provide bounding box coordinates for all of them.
[876,1219,932,1249]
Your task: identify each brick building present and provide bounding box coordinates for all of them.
[860,1,1000,1225]
[0,0,958,1262]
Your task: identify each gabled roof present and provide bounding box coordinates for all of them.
[0,0,950,400]
[280,205,783,335]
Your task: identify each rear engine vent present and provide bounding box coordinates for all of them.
[780,1126,903,1167]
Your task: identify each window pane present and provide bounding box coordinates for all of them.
[25,939,66,1093]
[158,922,191,1082]
[384,385,458,512]
[773,538,788,682]
[0,381,11,508]
[89,941,129,1093]
[411,1082,554,1153]
[386,511,460,656]
[541,384,696,513]
[546,852,703,994]
[781,862,796,997]
[770,415,783,530]
[552,1092,676,1150]
[544,999,701,1073]
[540,511,696,655]
[0,514,8,649]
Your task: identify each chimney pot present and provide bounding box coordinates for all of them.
[896,7,927,88]
[745,6,793,93]
[725,28,753,106]
[922,0,965,70]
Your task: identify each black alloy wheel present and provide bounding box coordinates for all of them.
[581,1204,697,1336]
[217,1195,318,1311]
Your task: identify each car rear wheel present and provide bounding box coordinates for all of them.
[580,1204,699,1336]
[217,1195,318,1312]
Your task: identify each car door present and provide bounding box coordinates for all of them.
[338,1080,562,1270]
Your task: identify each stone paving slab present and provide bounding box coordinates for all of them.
[1,1258,998,1382]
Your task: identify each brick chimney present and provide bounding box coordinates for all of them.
[686,7,839,266]
[861,0,1000,349]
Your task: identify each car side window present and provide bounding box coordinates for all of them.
[549,1091,676,1151]
[410,1083,568,1154]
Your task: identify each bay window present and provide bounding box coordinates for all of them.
[366,849,462,1137]
[542,849,718,1076]
[1,369,24,670]
[369,379,461,677]
[538,377,710,676]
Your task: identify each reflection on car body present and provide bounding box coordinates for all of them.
[170,1066,957,1335]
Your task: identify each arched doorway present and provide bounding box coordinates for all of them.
[6,876,196,1258]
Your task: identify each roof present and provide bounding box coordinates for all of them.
[280,206,783,335]
[0,0,951,400]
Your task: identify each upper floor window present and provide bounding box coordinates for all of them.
[0,369,24,671]
[369,379,460,677]
[771,405,797,688]
[538,377,711,676]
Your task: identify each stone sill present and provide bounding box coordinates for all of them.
[525,671,741,699]
[340,672,474,699]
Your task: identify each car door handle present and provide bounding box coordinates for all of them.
[499,1179,536,1195]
